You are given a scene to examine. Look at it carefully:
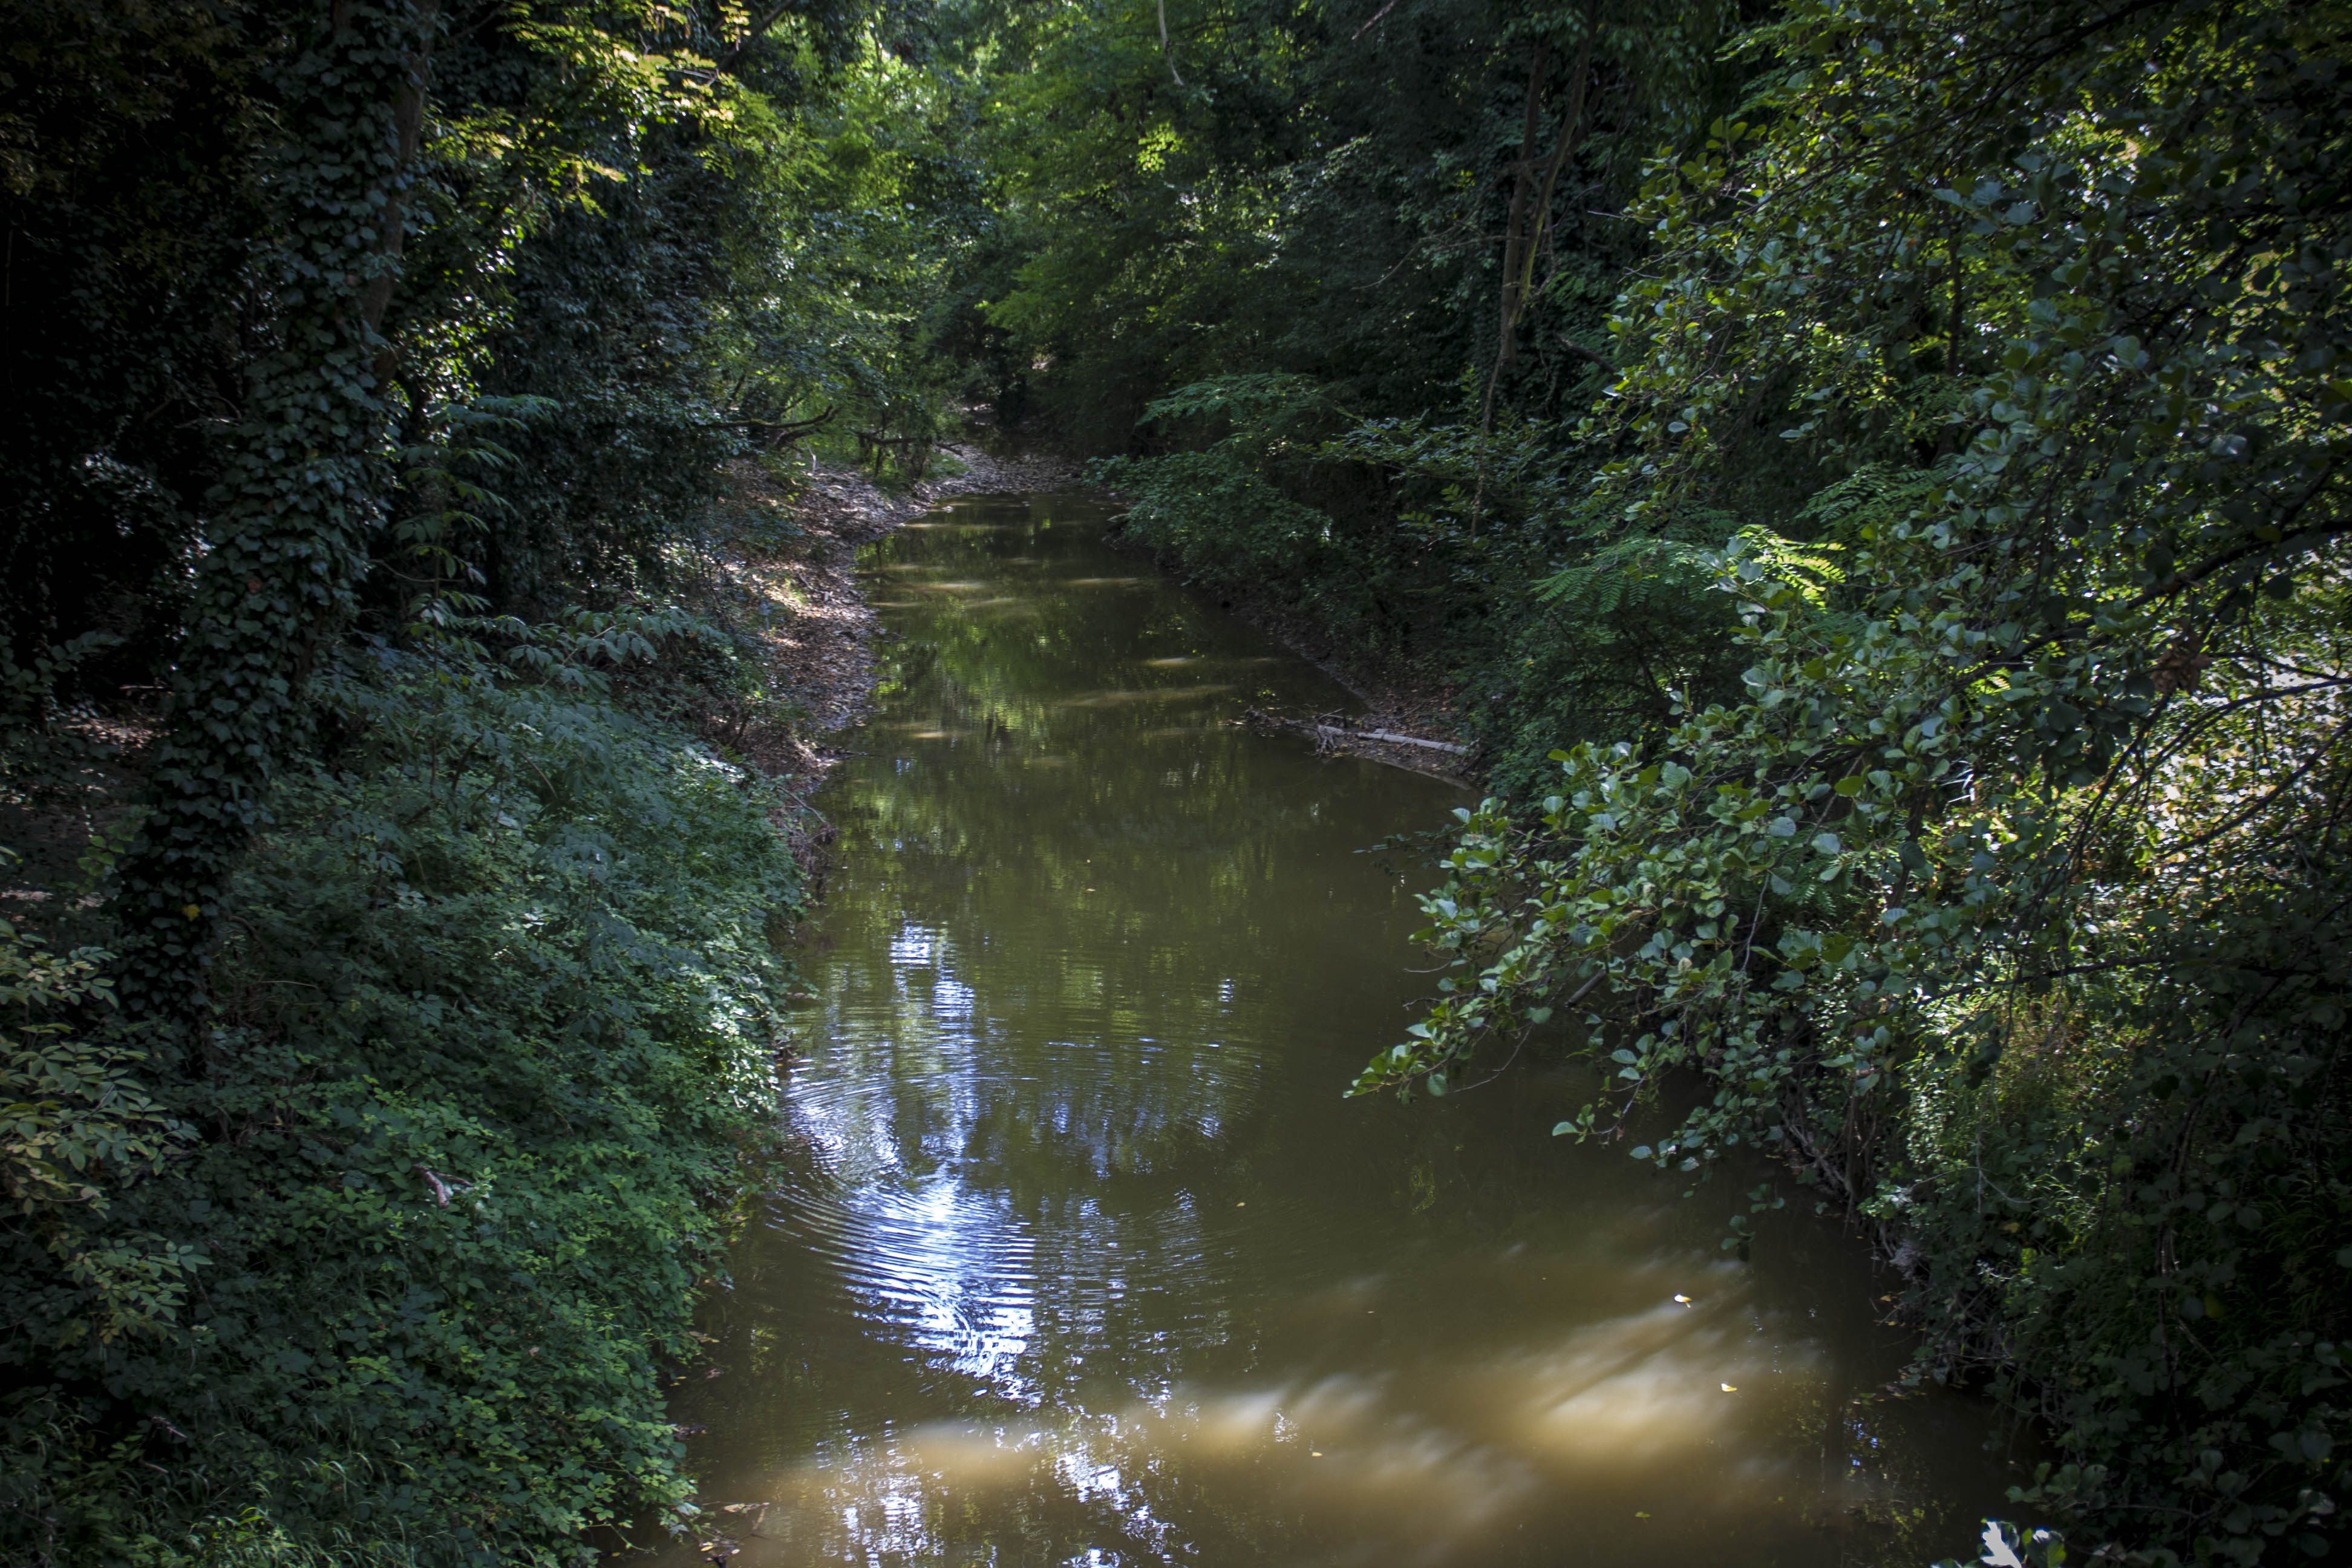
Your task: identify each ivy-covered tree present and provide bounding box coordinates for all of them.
[0,0,969,1560]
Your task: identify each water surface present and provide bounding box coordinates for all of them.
[658,495,2015,1566]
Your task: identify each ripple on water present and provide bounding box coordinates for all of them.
[772,1030,1341,1406]
[661,498,2019,1568]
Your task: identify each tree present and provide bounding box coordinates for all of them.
[1356,1,2352,1558]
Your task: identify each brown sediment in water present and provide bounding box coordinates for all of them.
[653,494,2020,1568]
[715,452,1475,818]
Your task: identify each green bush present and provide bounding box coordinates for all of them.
[3,640,805,1565]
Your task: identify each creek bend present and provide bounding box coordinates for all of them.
[658,494,2014,1566]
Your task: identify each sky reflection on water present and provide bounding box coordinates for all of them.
[650,496,2019,1568]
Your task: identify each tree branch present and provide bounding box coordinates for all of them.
[1158,0,1185,86]
[717,0,795,70]
[1518,17,1595,312]
[1351,0,1400,40]
[1557,333,1611,369]
[1495,39,1550,373]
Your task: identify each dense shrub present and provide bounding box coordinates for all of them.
[4,639,805,1564]
[948,0,2352,1559]
[1349,0,2352,1560]
[1,0,962,1555]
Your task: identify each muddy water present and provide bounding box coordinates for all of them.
[658,495,2017,1567]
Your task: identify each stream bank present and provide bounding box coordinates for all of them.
[714,443,1083,761]
[1097,515,1479,781]
[681,444,1082,878]
[706,446,1479,832]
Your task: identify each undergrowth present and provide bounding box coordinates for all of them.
[2,632,806,1565]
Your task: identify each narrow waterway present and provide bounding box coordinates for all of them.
[658,494,2017,1567]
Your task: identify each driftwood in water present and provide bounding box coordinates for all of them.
[1236,707,1470,762]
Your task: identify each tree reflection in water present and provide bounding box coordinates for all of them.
[655,496,2019,1568]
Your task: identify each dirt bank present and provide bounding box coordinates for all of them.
[1093,523,1475,784]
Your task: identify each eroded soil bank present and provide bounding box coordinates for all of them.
[678,445,1085,883]
[711,445,1083,777]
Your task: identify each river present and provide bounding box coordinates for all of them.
[652,493,2018,1567]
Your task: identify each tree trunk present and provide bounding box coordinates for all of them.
[111,0,444,1056]
[1495,40,1550,373]
[1518,27,1595,313]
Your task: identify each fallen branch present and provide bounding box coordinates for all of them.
[1238,707,1470,758]
[416,1165,466,1206]
[1330,725,1469,755]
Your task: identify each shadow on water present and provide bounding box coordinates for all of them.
[641,495,2023,1567]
